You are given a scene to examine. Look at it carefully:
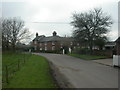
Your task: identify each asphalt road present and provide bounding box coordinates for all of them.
[34,53,118,88]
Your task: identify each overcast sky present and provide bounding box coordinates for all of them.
[1,0,119,42]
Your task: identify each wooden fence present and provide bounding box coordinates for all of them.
[2,53,31,84]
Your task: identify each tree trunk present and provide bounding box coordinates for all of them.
[89,40,93,55]
[90,45,93,55]
[12,41,16,52]
[6,40,9,50]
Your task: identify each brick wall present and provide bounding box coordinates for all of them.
[54,41,61,50]
[116,43,120,55]
[47,42,52,50]
[33,41,62,51]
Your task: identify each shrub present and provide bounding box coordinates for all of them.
[73,48,91,55]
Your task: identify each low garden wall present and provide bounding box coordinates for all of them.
[92,50,113,57]
[73,48,113,57]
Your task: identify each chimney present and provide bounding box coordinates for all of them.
[36,32,38,37]
[53,31,57,36]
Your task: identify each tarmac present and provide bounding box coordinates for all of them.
[34,53,118,88]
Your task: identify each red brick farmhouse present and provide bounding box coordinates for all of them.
[32,31,78,52]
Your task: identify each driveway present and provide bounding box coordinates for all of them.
[93,58,113,66]
[34,53,118,88]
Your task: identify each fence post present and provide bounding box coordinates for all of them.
[5,65,9,83]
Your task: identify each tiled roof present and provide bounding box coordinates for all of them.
[40,36,61,42]
[115,37,120,43]
[33,35,45,41]
[105,42,115,47]
[33,35,73,42]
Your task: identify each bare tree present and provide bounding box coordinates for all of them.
[2,18,12,50]
[71,8,113,53]
[0,18,2,50]
[2,17,31,51]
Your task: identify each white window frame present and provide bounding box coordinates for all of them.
[45,46,47,51]
[52,41,55,45]
[70,42,73,45]
[52,46,55,51]
[40,48,42,50]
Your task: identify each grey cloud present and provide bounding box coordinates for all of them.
[2,1,119,41]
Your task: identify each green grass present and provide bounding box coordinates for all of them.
[3,52,57,88]
[3,52,27,65]
[68,53,109,60]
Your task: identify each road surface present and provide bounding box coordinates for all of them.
[34,53,118,88]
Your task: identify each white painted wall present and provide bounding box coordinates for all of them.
[113,55,120,67]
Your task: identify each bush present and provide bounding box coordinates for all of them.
[73,48,91,55]
[92,50,113,57]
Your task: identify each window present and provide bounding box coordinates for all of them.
[52,46,55,50]
[44,42,47,46]
[45,46,47,51]
[40,48,42,50]
[34,41,37,44]
[60,42,63,48]
[52,41,55,45]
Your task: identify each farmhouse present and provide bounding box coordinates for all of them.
[105,42,115,50]
[115,37,120,55]
[32,31,78,52]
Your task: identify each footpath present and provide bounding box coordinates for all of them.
[93,58,113,67]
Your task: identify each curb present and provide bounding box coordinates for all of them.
[95,62,120,69]
[94,62,113,67]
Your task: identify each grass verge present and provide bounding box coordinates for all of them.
[3,53,57,88]
[68,53,110,60]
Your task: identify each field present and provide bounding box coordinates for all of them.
[2,52,57,88]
